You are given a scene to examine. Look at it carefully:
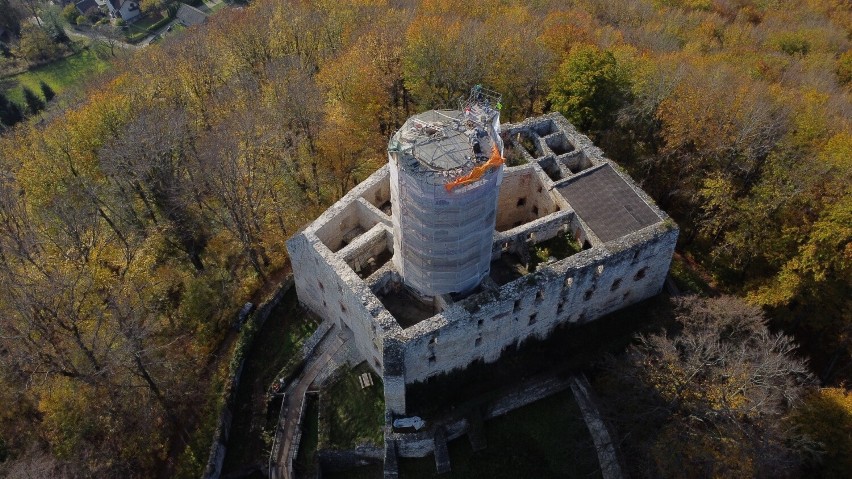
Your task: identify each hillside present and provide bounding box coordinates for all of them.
[0,0,849,477]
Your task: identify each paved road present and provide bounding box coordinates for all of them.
[64,27,142,50]
[63,0,227,49]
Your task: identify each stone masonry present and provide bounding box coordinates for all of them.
[286,112,678,417]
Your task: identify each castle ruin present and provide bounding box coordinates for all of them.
[286,91,677,418]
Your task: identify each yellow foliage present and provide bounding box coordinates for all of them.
[37,377,97,460]
[790,388,852,477]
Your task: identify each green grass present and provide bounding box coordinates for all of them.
[320,362,385,449]
[221,288,320,473]
[129,13,165,32]
[199,0,228,14]
[2,46,111,104]
[209,2,227,13]
[399,390,600,479]
[531,232,583,271]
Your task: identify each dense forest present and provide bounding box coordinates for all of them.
[0,0,849,477]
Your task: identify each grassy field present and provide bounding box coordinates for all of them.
[221,288,320,474]
[320,362,385,449]
[1,46,111,105]
[399,390,600,479]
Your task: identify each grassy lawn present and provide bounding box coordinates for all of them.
[129,13,165,32]
[1,46,111,104]
[199,0,228,14]
[320,362,385,449]
[399,390,600,479]
[221,287,320,474]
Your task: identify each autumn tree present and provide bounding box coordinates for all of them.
[484,5,555,120]
[402,15,495,108]
[790,387,852,478]
[98,105,208,271]
[599,296,815,478]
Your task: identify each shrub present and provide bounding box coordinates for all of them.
[76,15,87,26]
[773,32,811,56]
[836,50,852,86]
[62,4,79,23]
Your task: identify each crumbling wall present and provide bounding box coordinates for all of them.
[399,224,678,385]
[289,112,679,418]
[288,168,398,379]
[495,166,561,232]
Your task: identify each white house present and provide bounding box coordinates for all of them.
[107,0,140,21]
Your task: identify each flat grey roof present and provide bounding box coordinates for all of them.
[557,165,660,242]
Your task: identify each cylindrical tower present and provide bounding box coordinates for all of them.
[388,91,504,297]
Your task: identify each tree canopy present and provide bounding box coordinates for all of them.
[0,0,849,476]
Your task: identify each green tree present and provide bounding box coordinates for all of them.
[61,3,77,23]
[0,92,24,127]
[39,80,55,102]
[548,45,631,133]
[21,86,44,114]
[15,24,62,63]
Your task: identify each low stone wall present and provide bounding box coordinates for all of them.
[389,373,573,458]
[269,322,335,479]
[202,277,294,479]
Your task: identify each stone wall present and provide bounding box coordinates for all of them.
[288,167,398,379]
[287,112,679,417]
[396,224,677,384]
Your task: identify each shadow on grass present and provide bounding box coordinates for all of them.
[293,393,320,477]
[399,390,600,479]
[2,47,111,104]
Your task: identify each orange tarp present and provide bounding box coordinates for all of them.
[444,146,504,192]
